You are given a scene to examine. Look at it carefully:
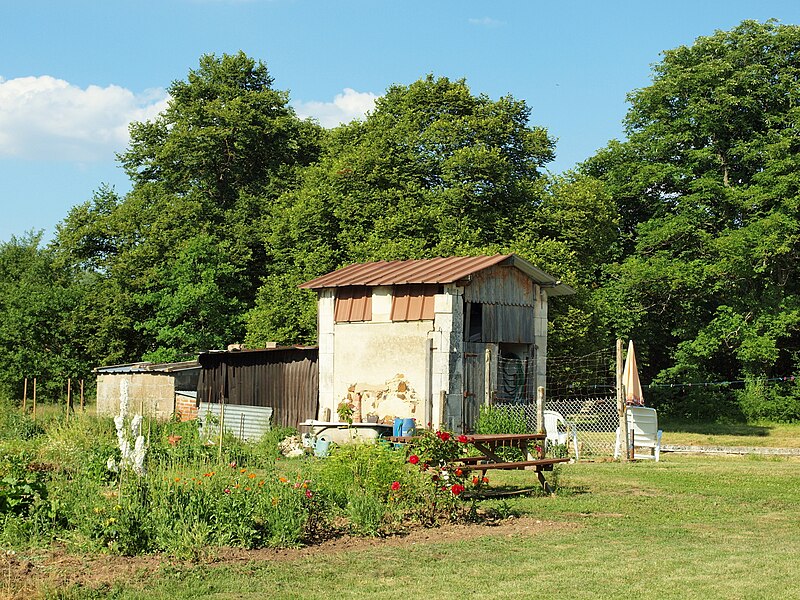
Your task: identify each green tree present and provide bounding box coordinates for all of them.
[55,53,323,361]
[585,20,800,418]
[0,233,91,401]
[246,75,557,344]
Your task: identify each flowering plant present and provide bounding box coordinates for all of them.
[405,429,486,499]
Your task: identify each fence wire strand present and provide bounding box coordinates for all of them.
[493,347,620,457]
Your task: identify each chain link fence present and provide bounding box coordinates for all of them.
[493,348,620,458]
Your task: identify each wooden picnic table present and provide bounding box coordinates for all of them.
[387,432,570,493]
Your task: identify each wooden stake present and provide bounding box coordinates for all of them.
[218,398,226,462]
[22,378,28,412]
[32,378,37,421]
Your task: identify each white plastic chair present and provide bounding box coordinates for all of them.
[614,406,663,461]
[543,409,580,461]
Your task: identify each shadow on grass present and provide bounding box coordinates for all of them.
[660,418,772,437]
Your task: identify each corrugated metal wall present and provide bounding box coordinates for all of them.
[197,348,319,430]
[199,403,274,441]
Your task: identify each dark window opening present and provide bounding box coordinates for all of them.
[465,302,483,342]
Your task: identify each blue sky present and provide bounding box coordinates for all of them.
[3,0,800,243]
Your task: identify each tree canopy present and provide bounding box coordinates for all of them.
[585,20,800,419]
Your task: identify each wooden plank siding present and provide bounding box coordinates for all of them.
[198,348,319,430]
[464,265,538,306]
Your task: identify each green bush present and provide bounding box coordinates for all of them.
[737,379,800,423]
[0,398,44,441]
[475,405,528,461]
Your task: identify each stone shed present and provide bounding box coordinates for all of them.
[299,254,573,433]
[94,361,200,421]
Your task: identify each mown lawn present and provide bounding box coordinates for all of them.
[43,453,800,599]
[660,419,800,448]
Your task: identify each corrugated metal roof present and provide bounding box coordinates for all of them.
[299,254,575,296]
[93,361,199,374]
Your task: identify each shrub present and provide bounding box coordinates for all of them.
[737,379,800,423]
[475,405,528,461]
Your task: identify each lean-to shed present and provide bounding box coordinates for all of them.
[94,361,200,420]
[197,346,319,431]
[300,254,573,433]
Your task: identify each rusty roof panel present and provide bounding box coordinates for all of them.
[300,255,514,289]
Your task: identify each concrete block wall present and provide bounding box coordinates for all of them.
[96,373,176,420]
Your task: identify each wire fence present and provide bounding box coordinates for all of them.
[493,347,620,457]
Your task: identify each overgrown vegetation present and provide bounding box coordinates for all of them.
[0,404,518,559]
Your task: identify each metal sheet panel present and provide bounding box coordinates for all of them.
[298,254,574,293]
[299,255,512,288]
[199,402,274,441]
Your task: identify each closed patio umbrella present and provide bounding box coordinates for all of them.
[622,339,644,406]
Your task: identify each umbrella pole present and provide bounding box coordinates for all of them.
[616,339,629,463]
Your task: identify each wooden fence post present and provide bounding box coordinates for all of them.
[484,347,492,406]
[536,386,545,435]
[616,339,628,463]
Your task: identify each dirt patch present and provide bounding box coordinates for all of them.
[0,517,572,599]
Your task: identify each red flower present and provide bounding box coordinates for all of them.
[455,468,463,476]
[482,476,489,484]
[450,484,465,496]
[457,435,469,443]
[472,476,479,485]
[305,490,313,499]
[437,431,451,442]
[408,454,420,465]
[391,481,401,491]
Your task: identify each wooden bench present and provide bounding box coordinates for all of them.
[459,457,570,473]
[459,457,570,494]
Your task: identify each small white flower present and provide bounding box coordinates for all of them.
[131,414,143,437]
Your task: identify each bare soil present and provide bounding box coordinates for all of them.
[0,517,571,599]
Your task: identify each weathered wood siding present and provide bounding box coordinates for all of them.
[463,265,537,306]
[198,348,319,430]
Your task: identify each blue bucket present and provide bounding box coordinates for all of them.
[401,418,416,437]
[393,417,403,438]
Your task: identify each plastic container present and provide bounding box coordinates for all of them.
[314,437,331,458]
[401,418,416,437]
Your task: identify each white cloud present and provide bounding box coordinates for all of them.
[468,17,503,27]
[293,88,378,128]
[0,76,169,162]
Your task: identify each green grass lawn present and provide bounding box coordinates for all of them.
[40,453,800,600]
[660,419,800,448]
